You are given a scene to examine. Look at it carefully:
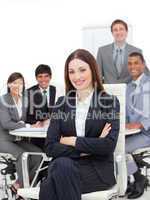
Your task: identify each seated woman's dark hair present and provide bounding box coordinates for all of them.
[7,72,25,93]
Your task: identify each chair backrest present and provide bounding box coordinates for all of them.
[104,84,126,132]
[104,84,127,196]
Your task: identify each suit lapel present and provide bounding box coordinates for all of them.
[48,85,56,108]
[7,94,20,121]
[110,43,115,69]
[110,43,120,78]
[119,43,128,77]
[67,92,77,136]
[37,85,54,107]
[48,86,51,106]
[35,86,43,105]
[85,90,97,136]
[84,105,92,137]
[22,95,27,121]
[133,74,149,106]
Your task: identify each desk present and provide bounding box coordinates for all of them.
[10,127,47,138]
[125,128,140,136]
[10,128,140,138]
[10,127,48,188]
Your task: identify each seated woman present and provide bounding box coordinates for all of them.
[0,72,42,194]
[39,49,120,200]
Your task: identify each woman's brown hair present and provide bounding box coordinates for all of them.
[64,49,103,94]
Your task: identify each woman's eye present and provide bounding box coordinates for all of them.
[69,71,74,74]
[80,68,86,72]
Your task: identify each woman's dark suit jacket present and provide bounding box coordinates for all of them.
[45,89,120,193]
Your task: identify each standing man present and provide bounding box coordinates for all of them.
[126,52,150,199]
[97,19,149,83]
[26,64,56,149]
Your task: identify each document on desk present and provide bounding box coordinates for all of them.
[11,127,48,132]
[125,128,140,135]
[10,127,48,138]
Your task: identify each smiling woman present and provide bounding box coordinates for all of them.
[0,72,42,194]
[7,75,25,97]
[68,58,93,100]
[39,49,120,200]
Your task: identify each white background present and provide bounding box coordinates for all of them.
[0,0,150,96]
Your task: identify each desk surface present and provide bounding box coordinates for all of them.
[10,127,140,139]
[10,127,47,138]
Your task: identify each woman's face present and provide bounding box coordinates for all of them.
[8,78,24,96]
[68,58,93,91]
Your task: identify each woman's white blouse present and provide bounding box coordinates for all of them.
[13,96,31,128]
[75,91,93,137]
[13,97,22,119]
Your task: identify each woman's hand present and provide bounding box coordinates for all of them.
[60,136,76,147]
[100,123,111,138]
[31,121,42,128]
[39,119,50,128]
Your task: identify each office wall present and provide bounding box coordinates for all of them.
[0,0,149,96]
[82,25,133,57]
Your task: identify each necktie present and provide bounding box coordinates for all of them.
[43,90,47,95]
[131,83,137,105]
[114,48,122,75]
[43,90,48,106]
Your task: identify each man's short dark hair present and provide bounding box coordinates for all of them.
[35,64,52,77]
[111,19,128,32]
[128,52,145,63]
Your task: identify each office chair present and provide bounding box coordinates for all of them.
[0,153,16,200]
[18,84,127,200]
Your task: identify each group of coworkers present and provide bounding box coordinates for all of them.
[0,19,150,200]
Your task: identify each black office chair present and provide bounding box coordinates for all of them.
[132,148,150,185]
[0,153,17,200]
